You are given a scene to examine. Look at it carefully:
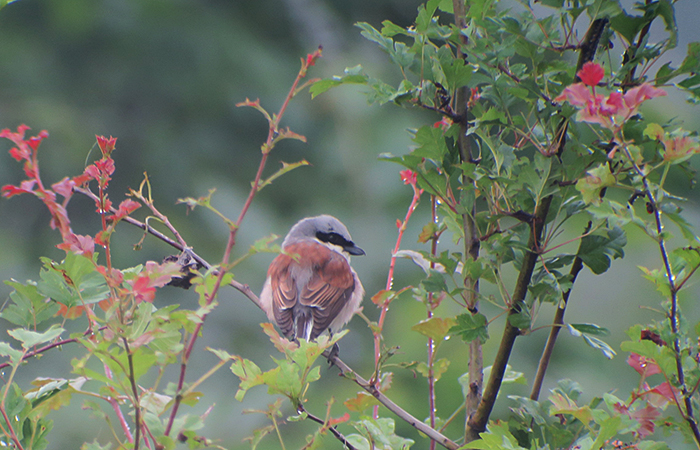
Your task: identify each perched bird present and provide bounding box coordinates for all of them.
[260,215,365,341]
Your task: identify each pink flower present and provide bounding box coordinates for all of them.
[577,62,605,87]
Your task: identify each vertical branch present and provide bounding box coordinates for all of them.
[621,150,700,444]
[0,358,26,450]
[465,18,608,442]
[466,197,551,441]
[122,338,141,450]
[451,0,484,437]
[373,175,422,418]
[427,196,439,450]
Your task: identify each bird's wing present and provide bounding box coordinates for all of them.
[298,244,356,339]
[268,241,356,340]
[268,252,298,338]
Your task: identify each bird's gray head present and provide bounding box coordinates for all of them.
[283,215,365,256]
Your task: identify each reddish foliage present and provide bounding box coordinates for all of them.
[577,62,605,86]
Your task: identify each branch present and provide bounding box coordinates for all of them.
[464,18,609,442]
[74,185,263,309]
[621,148,700,444]
[122,338,142,450]
[530,222,591,400]
[297,404,358,450]
[451,2,484,438]
[327,351,460,450]
[163,50,319,438]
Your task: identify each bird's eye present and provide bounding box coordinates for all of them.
[316,231,349,247]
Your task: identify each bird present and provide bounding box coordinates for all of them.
[260,215,365,342]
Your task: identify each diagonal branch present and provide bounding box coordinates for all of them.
[327,351,460,450]
[530,221,591,400]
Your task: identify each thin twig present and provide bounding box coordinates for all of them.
[372,178,422,418]
[297,404,357,450]
[122,338,141,450]
[427,196,439,450]
[621,146,700,445]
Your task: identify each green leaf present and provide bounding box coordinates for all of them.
[256,160,310,191]
[81,441,113,450]
[420,270,448,293]
[581,335,616,359]
[609,11,647,45]
[450,313,489,343]
[349,418,414,450]
[577,226,626,275]
[7,325,64,350]
[568,323,609,336]
[410,125,448,160]
[310,65,370,98]
[576,164,616,204]
[411,317,456,342]
[462,421,526,449]
[36,254,109,310]
[0,342,24,366]
[508,309,532,330]
[2,279,60,328]
[230,357,263,401]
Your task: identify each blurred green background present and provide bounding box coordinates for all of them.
[1,0,700,448]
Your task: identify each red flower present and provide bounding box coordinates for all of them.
[577,62,604,87]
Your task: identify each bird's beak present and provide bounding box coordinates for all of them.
[345,244,365,256]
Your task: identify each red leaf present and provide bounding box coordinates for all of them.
[1,180,36,198]
[8,147,27,162]
[627,353,661,376]
[56,233,95,257]
[52,177,75,199]
[96,135,117,154]
[647,381,680,408]
[327,412,350,427]
[305,46,323,68]
[108,199,141,222]
[631,404,660,438]
[56,303,87,319]
[399,169,417,186]
[577,62,604,87]
[130,275,156,303]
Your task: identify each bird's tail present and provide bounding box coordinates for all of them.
[294,309,313,342]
